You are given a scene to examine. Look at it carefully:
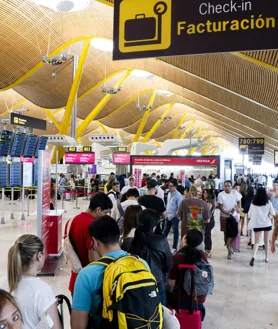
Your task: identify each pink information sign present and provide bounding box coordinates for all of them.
[113,153,130,165]
[65,152,95,164]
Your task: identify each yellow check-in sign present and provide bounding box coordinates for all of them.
[119,0,172,53]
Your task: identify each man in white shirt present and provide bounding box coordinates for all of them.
[218,180,242,260]
[108,181,120,219]
[120,176,140,196]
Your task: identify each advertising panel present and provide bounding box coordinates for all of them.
[134,168,142,188]
[131,156,218,166]
[239,138,264,155]
[23,162,33,187]
[65,152,95,164]
[113,153,130,165]
[37,151,51,261]
[113,0,278,60]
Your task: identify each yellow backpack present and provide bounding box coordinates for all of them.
[94,254,163,329]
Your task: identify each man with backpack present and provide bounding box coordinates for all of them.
[107,181,120,219]
[67,193,113,295]
[71,216,163,329]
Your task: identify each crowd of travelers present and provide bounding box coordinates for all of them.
[1,171,278,329]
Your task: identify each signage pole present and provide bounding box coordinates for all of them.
[55,150,58,214]
[21,186,25,221]
[10,187,15,220]
[1,188,5,224]
[71,55,79,140]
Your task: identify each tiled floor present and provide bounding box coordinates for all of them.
[1,197,278,329]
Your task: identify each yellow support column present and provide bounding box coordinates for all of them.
[52,40,91,163]
[172,113,187,139]
[97,121,108,134]
[76,70,132,138]
[134,90,157,142]
[179,120,196,139]
[45,109,61,130]
[187,147,197,156]
[0,99,27,118]
[142,103,175,143]
[154,140,161,148]
[195,127,203,138]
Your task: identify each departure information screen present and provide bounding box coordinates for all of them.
[10,132,26,157]
[0,130,13,156]
[35,136,48,158]
[33,162,38,187]
[0,162,9,187]
[10,163,22,187]
[23,134,38,158]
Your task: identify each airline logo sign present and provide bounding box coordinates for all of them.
[113,0,278,60]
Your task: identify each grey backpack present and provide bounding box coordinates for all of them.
[183,260,214,296]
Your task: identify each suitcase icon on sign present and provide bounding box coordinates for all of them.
[124,1,168,47]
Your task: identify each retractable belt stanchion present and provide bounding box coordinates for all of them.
[1,188,5,224]
[73,189,80,210]
[21,186,25,221]
[10,187,15,220]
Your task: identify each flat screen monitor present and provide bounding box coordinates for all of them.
[113,153,130,165]
[10,132,26,157]
[0,130,13,156]
[65,152,95,164]
[23,134,38,158]
[10,163,22,187]
[35,136,48,158]
[275,151,278,167]
[0,162,9,188]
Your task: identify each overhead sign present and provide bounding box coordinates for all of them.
[131,156,218,166]
[274,151,278,167]
[68,147,77,152]
[65,152,95,164]
[239,138,264,155]
[83,146,92,152]
[10,113,47,131]
[117,147,128,152]
[113,153,130,165]
[113,0,278,60]
[253,155,262,165]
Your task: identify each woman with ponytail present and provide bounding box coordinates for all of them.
[168,230,208,320]
[129,209,172,306]
[0,234,62,329]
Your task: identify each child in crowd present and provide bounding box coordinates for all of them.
[0,289,23,329]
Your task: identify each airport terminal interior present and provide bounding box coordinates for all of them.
[0,1,278,329]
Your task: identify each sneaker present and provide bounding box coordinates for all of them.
[227,251,232,260]
[250,257,255,266]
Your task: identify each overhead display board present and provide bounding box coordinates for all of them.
[23,134,38,158]
[83,146,92,152]
[10,163,22,187]
[10,113,47,130]
[10,132,26,157]
[65,152,95,164]
[0,162,9,188]
[253,155,262,165]
[239,138,264,155]
[113,153,130,165]
[113,0,278,60]
[275,151,278,167]
[68,147,77,152]
[35,136,48,158]
[0,130,13,156]
[131,156,218,166]
[117,147,128,152]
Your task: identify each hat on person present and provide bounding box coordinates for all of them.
[112,181,120,186]
[147,179,159,189]
[186,229,203,248]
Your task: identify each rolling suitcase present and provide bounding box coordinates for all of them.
[174,264,202,329]
[56,295,71,329]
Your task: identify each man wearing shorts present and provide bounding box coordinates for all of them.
[217,180,241,259]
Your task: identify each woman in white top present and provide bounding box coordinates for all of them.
[0,235,62,329]
[248,187,275,266]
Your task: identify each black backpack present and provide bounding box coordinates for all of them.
[226,215,238,238]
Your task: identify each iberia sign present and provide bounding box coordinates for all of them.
[113,0,278,60]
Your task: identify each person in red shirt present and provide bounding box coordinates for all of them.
[68,193,113,294]
[167,229,208,321]
[141,173,147,188]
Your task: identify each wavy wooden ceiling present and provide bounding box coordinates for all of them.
[0,0,277,161]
